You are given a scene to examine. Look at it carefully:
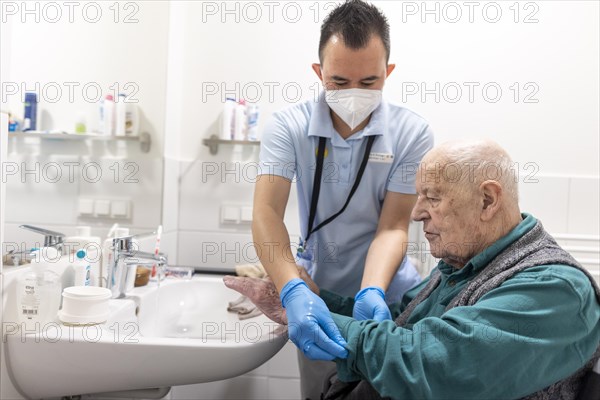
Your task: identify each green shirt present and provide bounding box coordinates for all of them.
[321,214,600,399]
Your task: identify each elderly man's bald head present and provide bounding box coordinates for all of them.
[421,140,519,206]
[412,140,522,269]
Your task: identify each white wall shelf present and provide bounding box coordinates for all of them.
[8,131,152,153]
[202,134,260,155]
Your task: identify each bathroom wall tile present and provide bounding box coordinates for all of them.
[170,376,268,400]
[4,151,163,231]
[162,157,180,233]
[159,231,178,266]
[267,377,301,400]
[178,158,301,236]
[266,341,300,379]
[4,153,79,226]
[178,231,257,270]
[567,177,600,235]
[178,231,300,271]
[178,157,256,232]
[518,175,570,234]
[78,157,162,229]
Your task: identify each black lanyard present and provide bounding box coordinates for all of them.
[298,135,377,253]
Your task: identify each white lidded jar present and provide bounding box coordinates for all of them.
[58,286,112,325]
[16,247,62,332]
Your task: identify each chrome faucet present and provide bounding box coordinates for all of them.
[6,225,66,264]
[108,234,168,299]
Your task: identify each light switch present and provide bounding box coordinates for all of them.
[221,206,239,224]
[78,198,94,216]
[240,206,253,223]
[94,200,111,217]
[111,200,130,219]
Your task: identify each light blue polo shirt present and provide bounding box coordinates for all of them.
[258,91,434,301]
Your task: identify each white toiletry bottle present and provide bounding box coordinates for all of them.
[115,94,127,137]
[125,103,139,136]
[103,94,115,136]
[65,226,101,286]
[73,249,91,286]
[220,98,236,140]
[17,248,62,331]
[246,103,260,141]
[234,100,247,140]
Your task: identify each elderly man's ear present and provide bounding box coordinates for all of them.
[480,180,503,221]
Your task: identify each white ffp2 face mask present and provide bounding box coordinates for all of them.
[325,88,383,130]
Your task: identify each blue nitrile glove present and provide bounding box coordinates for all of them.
[352,286,392,322]
[280,278,349,361]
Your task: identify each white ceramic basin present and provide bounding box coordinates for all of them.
[4,274,287,399]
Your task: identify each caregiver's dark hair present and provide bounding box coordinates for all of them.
[318,0,391,63]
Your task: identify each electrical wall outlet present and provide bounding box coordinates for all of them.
[78,197,132,219]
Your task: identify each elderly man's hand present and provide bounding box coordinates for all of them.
[223,276,287,324]
[222,266,318,325]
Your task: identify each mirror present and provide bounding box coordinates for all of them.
[1,2,168,256]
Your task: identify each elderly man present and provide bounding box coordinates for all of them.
[225,140,600,400]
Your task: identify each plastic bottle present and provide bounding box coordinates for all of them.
[246,104,260,141]
[97,100,105,134]
[23,92,38,131]
[220,98,236,140]
[16,248,62,331]
[125,103,140,136]
[103,94,115,136]
[115,94,127,137]
[64,226,101,286]
[8,113,20,132]
[234,100,247,141]
[73,249,92,286]
[75,116,86,134]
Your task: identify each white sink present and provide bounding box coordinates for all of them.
[4,274,287,399]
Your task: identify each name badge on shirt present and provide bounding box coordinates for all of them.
[369,152,394,163]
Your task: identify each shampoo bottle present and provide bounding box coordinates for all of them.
[16,248,61,331]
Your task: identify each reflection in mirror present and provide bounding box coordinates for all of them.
[1,2,169,261]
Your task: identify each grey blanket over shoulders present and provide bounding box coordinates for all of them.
[322,220,600,400]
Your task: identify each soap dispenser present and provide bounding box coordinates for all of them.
[16,248,62,331]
